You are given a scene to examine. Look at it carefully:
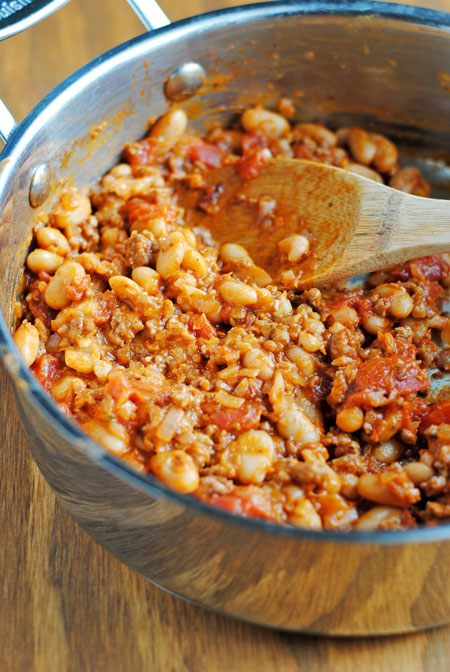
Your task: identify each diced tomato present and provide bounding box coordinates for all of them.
[392,255,449,283]
[420,399,450,432]
[204,486,275,520]
[189,143,222,168]
[344,340,429,407]
[130,378,171,407]
[31,354,61,392]
[106,369,131,404]
[123,137,158,169]
[188,313,217,339]
[401,398,428,435]
[124,197,178,226]
[241,133,268,155]
[326,293,372,321]
[236,148,268,180]
[206,401,262,432]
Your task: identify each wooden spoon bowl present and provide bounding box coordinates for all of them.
[177,158,450,287]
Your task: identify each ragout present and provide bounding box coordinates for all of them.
[13,102,450,531]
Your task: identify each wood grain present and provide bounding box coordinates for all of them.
[1,0,450,670]
[179,158,450,287]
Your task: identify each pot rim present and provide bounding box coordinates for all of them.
[2,0,450,547]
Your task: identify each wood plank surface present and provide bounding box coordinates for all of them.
[1,0,450,670]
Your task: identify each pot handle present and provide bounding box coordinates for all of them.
[0,0,72,144]
[126,0,170,30]
[0,0,170,145]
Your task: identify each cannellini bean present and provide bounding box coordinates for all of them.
[218,280,257,306]
[65,345,99,374]
[52,374,86,401]
[101,227,127,247]
[390,290,413,319]
[286,345,315,376]
[219,243,253,265]
[156,241,185,279]
[140,217,167,238]
[35,227,69,256]
[109,275,144,302]
[355,505,405,531]
[278,234,310,263]
[150,450,199,493]
[182,248,209,277]
[83,419,129,455]
[44,277,70,310]
[44,261,87,310]
[298,331,322,353]
[329,305,359,328]
[404,462,433,484]
[178,286,221,316]
[13,321,40,366]
[336,406,364,433]
[371,133,398,173]
[149,109,188,155]
[181,228,197,248]
[58,260,86,282]
[347,128,376,165]
[372,438,404,464]
[357,473,410,508]
[375,284,413,319]
[228,430,275,485]
[277,404,321,445]
[292,123,337,147]
[27,249,64,274]
[389,166,431,197]
[110,163,132,178]
[361,314,390,334]
[340,473,359,500]
[242,348,274,381]
[131,266,161,295]
[55,188,91,229]
[289,499,323,530]
[241,106,290,139]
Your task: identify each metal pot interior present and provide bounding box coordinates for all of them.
[1,1,450,525]
[2,3,450,635]
[1,2,450,329]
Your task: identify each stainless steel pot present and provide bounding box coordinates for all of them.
[1,0,450,636]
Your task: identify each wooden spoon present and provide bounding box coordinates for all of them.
[178,158,450,288]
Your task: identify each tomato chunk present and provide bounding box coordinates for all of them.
[189,143,222,168]
[344,340,429,407]
[236,148,268,180]
[420,399,450,432]
[123,137,158,168]
[204,486,276,521]
[206,401,262,432]
[31,354,61,392]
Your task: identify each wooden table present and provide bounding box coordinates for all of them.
[1,0,450,669]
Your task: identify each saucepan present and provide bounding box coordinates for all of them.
[1,0,450,635]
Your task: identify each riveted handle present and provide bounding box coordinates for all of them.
[0,0,171,146]
[126,0,170,30]
[0,0,72,145]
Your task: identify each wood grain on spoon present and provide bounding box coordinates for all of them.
[178,158,450,287]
